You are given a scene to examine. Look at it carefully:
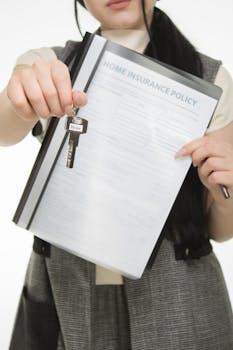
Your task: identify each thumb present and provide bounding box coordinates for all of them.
[72,90,88,108]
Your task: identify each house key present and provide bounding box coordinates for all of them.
[66,108,88,168]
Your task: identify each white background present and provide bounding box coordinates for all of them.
[0,0,232,348]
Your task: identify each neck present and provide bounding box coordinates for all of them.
[101,29,150,53]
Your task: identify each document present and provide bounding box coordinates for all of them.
[13,33,222,279]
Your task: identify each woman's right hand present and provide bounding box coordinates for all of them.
[6,59,87,122]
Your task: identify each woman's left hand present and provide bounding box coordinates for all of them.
[176,135,233,203]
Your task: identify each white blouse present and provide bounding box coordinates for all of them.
[15,30,233,285]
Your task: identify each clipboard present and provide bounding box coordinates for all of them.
[13,33,222,279]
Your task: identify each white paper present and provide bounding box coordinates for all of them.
[30,51,218,279]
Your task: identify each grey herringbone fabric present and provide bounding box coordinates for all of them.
[124,238,233,350]
[43,238,233,350]
[92,285,131,350]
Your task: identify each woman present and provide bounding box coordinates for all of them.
[0,1,233,349]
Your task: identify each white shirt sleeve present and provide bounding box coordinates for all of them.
[15,47,57,66]
[206,65,233,133]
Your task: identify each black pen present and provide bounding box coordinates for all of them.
[220,185,231,199]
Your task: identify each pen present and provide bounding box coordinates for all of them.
[220,184,230,199]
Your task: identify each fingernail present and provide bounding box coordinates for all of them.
[175,147,186,159]
[81,93,88,104]
[77,91,87,103]
[65,105,73,116]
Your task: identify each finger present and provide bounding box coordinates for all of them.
[32,61,64,116]
[22,71,51,118]
[51,60,73,111]
[7,75,36,121]
[199,157,229,178]
[176,136,227,162]
[208,170,233,187]
[191,142,225,167]
[176,136,206,158]
[72,90,88,107]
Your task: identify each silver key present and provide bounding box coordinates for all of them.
[66,108,88,168]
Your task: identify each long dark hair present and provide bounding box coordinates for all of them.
[145,8,211,263]
[75,1,212,261]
